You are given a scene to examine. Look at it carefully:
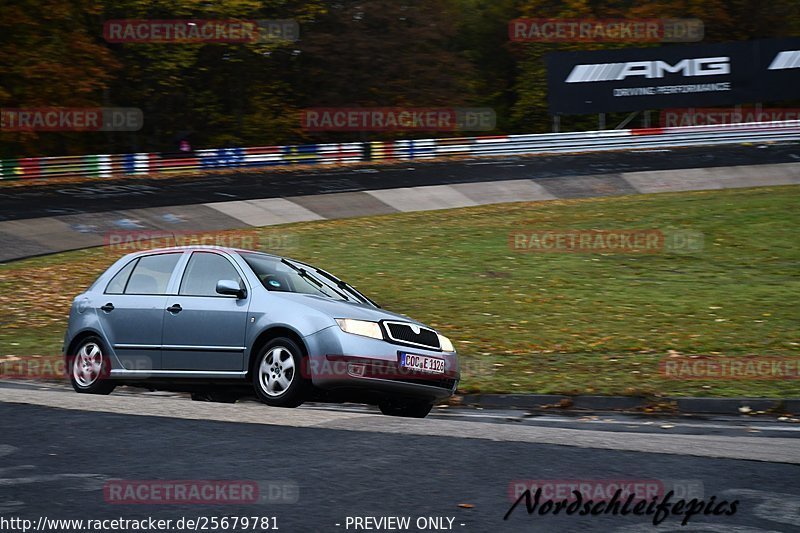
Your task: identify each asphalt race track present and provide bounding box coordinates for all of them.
[2,146,799,531]
[1,142,799,222]
[1,381,798,533]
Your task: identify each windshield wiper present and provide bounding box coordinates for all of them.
[280,258,350,300]
[313,268,380,308]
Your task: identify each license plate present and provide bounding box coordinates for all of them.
[400,352,445,374]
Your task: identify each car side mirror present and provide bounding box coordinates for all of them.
[216,279,246,299]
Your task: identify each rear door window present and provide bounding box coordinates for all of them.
[105,258,138,294]
[124,253,182,295]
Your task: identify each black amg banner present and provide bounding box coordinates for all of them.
[546,38,800,114]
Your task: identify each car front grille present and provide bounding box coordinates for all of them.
[383,321,441,350]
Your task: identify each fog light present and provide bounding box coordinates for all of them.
[347,363,366,377]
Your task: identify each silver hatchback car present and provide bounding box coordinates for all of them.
[64,246,459,417]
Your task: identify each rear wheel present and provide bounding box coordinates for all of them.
[69,336,115,395]
[378,399,434,418]
[252,338,308,408]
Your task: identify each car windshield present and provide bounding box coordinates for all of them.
[241,253,375,306]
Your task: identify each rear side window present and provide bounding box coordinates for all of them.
[105,259,137,294]
[124,253,181,295]
[179,252,243,297]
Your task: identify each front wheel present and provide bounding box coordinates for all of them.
[378,399,434,418]
[69,336,115,395]
[252,338,308,408]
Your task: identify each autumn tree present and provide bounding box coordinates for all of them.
[293,0,479,141]
[0,0,119,156]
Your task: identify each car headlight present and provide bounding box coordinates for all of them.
[438,334,455,352]
[335,318,383,340]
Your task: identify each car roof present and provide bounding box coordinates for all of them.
[124,245,281,260]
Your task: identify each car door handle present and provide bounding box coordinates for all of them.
[100,303,114,312]
[166,303,182,314]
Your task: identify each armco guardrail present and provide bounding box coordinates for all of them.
[1,121,799,181]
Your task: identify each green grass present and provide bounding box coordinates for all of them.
[1,185,799,398]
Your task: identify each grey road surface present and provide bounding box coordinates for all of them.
[0,383,798,532]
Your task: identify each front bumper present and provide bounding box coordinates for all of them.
[303,326,460,401]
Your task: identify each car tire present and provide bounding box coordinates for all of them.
[190,391,239,403]
[252,337,308,408]
[69,336,115,395]
[378,399,434,418]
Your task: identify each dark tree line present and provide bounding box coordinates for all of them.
[1,0,798,157]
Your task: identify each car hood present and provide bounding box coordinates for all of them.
[269,292,429,328]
